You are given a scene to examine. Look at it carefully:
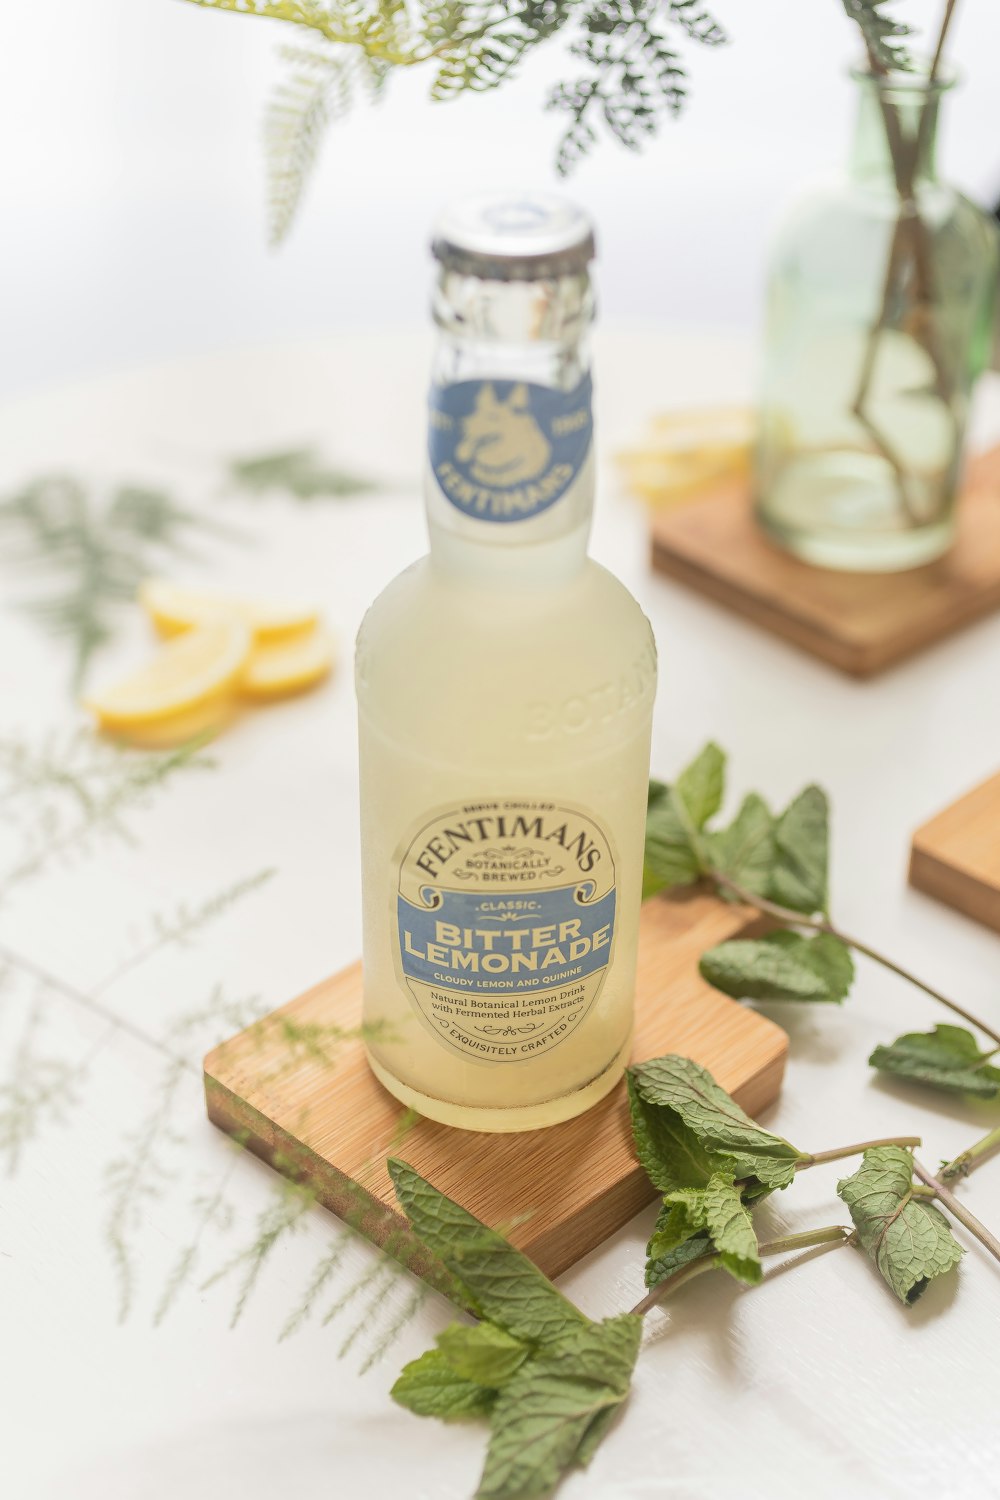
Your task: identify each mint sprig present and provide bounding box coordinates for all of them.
[645,742,1000,1068]
[389,1162,641,1499]
[390,1047,999,1498]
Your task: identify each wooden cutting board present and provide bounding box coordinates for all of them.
[910,770,1000,933]
[204,891,787,1297]
[650,447,1000,677]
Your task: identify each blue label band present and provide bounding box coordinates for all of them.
[428,375,593,523]
[398,885,616,994]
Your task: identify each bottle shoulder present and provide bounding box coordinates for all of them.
[357,554,652,659]
[355,554,657,759]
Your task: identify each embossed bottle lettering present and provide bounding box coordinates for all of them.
[355,196,656,1131]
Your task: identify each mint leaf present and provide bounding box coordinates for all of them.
[706,791,775,900]
[392,1347,497,1419]
[769,785,830,915]
[626,1071,718,1192]
[699,931,854,1005]
[629,1055,804,1189]
[642,744,724,897]
[388,1160,585,1344]
[837,1146,964,1304]
[643,790,701,897]
[475,1316,641,1500]
[869,1025,1000,1099]
[645,1222,714,1288]
[675,741,725,829]
[651,1172,760,1285]
[572,1405,620,1469]
[437,1322,530,1386]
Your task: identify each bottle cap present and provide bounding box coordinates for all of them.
[431,194,596,281]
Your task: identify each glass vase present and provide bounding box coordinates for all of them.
[755,64,999,572]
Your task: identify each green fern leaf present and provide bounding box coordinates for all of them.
[549,0,689,172]
[0,478,237,690]
[668,1,725,46]
[265,46,353,246]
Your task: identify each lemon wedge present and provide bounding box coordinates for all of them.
[617,406,756,509]
[84,618,251,730]
[139,578,319,642]
[241,625,335,699]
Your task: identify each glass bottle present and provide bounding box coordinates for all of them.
[355,195,657,1132]
[756,64,998,571]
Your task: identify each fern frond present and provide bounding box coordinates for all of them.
[265,46,353,245]
[182,0,361,48]
[841,0,912,71]
[0,478,236,690]
[185,0,730,201]
[429,0,575,100]
[668,1,725,46]
[183,0,433,63]
[227,444,378,499]
[548,0,688,172]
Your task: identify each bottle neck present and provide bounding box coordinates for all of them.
[425,270,596,582]
[849,68,951,193]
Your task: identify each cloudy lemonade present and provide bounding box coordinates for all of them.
[356,196,656,1130]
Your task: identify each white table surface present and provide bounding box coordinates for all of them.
[3,330,1000,1500]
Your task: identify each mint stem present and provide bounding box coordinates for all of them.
[710,871,1000,1048]
[799,1137,921,1168]
[630,1225,852,1316]
[912,1158,1000,1265]
[941,1125,1000,1184]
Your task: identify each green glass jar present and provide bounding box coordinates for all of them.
[756,65,998,571]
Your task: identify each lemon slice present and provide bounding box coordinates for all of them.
[99,697,240,749]
[241,625,335,699]
[84,618,251,728]
[139,578,319,642]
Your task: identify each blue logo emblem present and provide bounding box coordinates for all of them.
[428,375,593,523]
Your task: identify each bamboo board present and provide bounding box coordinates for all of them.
[204,892,787,1292]
[910,770,1000,933]
[650,447,1000,678]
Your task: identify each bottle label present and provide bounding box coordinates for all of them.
[428,375,593,523]
[393,797,616,1063]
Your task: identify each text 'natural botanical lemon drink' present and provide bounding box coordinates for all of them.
[356,196,657,1131]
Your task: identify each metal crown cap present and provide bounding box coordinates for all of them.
[431,194,596,281]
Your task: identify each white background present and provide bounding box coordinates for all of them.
[1,0,999,400]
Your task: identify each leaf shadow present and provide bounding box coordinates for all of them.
[905,1262,961,1325]
[748,1000,846,1066]
[640,1269,747,1379]
[867,1071,1000,1133]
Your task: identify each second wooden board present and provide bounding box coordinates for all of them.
[910,770,1000,933]
[204,891,787,1295]
[650,447,1000,677]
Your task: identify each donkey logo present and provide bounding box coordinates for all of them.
[456,384,552,487]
